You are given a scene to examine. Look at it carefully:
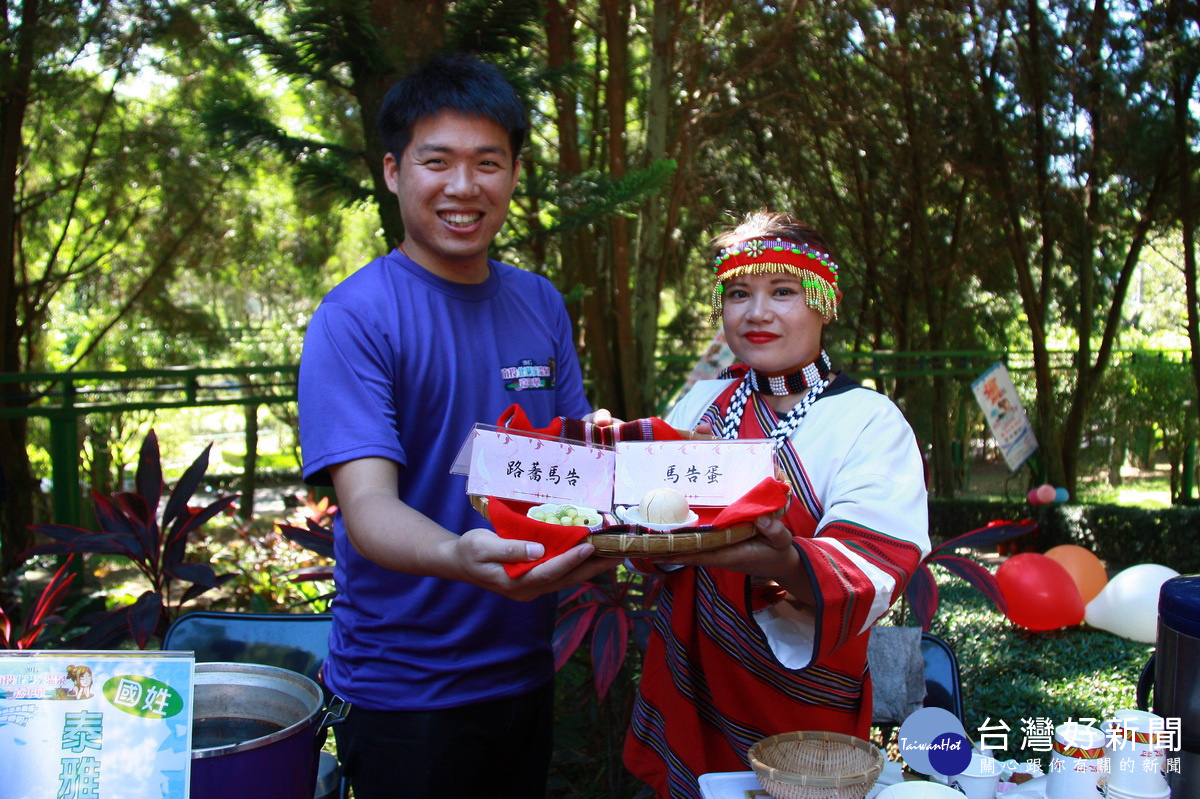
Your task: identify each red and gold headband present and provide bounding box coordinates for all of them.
[709,237,840,324]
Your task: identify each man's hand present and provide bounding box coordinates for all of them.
[333,457,616,599]
[453,529,617,601]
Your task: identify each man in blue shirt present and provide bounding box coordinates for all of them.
[299,53,614,798]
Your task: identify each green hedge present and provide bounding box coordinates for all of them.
[930,499,1200,574]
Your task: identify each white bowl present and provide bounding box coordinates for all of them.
[526,503,604,530]
[614,505,700,532]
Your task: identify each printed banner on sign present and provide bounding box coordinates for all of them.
[972,361,1039,472]
[0,650,195,799]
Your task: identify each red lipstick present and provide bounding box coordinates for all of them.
[744,332,780,344]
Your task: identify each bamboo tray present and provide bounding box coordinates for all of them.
[469,495,754,557]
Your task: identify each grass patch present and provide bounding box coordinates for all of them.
[929,579,1153,768]
[219,450,300,473]
[1080,474,1174,509]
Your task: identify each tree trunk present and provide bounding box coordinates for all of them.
[0,0,42,574]
[1021,0,1066,490]
[543,0,605,407]
[355,0,447,247]
[601,0,641,418]
[0,417,37,574]
[633,0,678,415]
[895,3,958,497]
[239,403,259,522]
[1171,0,1200,444]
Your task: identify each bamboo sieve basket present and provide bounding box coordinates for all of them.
[747,730,884,799]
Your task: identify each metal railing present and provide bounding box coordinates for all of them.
[0,366,298,525]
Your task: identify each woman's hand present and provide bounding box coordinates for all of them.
[676,421,714,440]
[582,408,619,426]
[751,504,792,549]
[646,502,813,603]
[649,507,796,578]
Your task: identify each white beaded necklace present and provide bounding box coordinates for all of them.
[721,364,832,450]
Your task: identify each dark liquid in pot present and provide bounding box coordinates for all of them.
[193,716,284,749]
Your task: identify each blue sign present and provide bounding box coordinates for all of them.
[0,651,194,799]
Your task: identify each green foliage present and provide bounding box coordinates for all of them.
[220,450,299,473]
[523,160,679,239]
[201,97,373,205]
[1102,353,1197,500]
[446,0,542,56]
[199,516,334,613]
[1080,473,1173,508]
[550,625,649,799]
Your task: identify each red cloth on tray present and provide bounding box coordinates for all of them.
[487,496,593,577]
[701,476,790,528]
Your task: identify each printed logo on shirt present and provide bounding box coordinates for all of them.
[501,358,557,391]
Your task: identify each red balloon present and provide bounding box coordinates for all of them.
[996,553,1086,630]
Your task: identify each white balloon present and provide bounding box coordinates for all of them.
[1084,564,1180,644]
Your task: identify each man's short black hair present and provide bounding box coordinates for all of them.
[377,53,528,162]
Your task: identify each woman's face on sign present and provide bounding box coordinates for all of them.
[722,273,824,375]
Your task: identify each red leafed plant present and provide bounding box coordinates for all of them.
[23,430,239,648]
[0,556,79,649]
[276,491,339,604]
[904,519,1038,632]
[277,516,336,591]
[297,493,338,527]
[553,567,662,701]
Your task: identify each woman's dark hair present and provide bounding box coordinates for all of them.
[711,209,833,258]
[377,53,528,161]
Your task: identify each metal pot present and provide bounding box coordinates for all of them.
[190,662,344,799]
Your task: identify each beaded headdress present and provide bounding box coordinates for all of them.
[709,237,840,324]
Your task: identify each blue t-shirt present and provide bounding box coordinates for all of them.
[299,250,591,711]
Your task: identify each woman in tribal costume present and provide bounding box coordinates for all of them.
[623,210,931,798]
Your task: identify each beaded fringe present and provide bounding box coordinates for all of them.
[709,264,839,325]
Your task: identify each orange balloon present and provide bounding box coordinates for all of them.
[1044,544,1109,604]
